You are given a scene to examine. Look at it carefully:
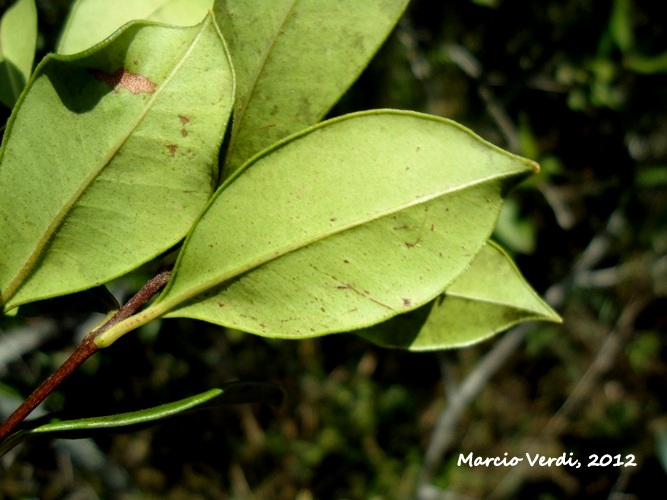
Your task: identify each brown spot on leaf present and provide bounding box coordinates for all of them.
[334,282,393,310]
[89,67,156,95]
[405,236,422,248]
[166,144,177,156]
[403,298,411,306]
[181,129,188,138]
[179,115,190,124]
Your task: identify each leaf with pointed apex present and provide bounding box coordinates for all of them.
[57,0,214,55]
[0,13,234,314]
[133,110,538,340]
[215,0,410,177]
[0,383,284,456]
[358,241,562,350]
[0,0,37,108]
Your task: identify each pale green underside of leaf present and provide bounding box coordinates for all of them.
[57,0,214,55]
[0,0,37,108]
[0,14,234,313]
[0,382,283,456]
[215,0,410,177]
[358,241,562,350]
[153,110,538,338]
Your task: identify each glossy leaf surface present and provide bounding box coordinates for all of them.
[0,0,37,108]
[215,0,410,177]
[358,241,562,350]
[0,382,283,456]
[57,0,214,54]
[144,110,538,339]
[0,14,233,313]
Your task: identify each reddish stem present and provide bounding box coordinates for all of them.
[0,270,171,443]
[0,337,98,442]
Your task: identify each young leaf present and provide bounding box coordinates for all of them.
[57,0,214,55]
[358,241,562,350]
[0,382,284,456]
[0,13,234,314]
[108,110,538,343]
[215,0,410,177]
[0,0,37,108]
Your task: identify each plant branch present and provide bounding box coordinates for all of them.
[0,270,171,444]
[90,270,171,340]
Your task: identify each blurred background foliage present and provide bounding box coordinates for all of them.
[1,0,666,498]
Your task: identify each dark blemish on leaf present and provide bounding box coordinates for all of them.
[330,217,337,222]
[179,115,189,124]
[259,323,266,328]
[405,237,422,249]
[343,259,350,264]
[334,282,393,310]
[431,224,435,231]
[166,144,177,156]
[416,146,421,152]
[88,67,156,94]
[403,298,411,306]
[133,59,138,65]
[320,307,325,312]
[181,129,188,138]
[218,303,225,307]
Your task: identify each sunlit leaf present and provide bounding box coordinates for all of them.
[0,13,234,313]
[0,0,37,108]
[358,241,562,350]
[57,0,214,54]
[0,382,283,456]
[128,111,538,340]
[215,0,410,177]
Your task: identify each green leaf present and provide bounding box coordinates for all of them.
[0,14,234,313]
[0,382,283,456]
[625,51,667,74]
[0,0,37,108]
[609,0,634,53]
[215,0,410,177]
[358,241,562,350]
[57,0,214,55]
[129,111,537,341]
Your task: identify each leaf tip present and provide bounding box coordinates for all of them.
[529,159,541,174]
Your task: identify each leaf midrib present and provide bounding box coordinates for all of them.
[159,169,525,313]
[2,18,210,308]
